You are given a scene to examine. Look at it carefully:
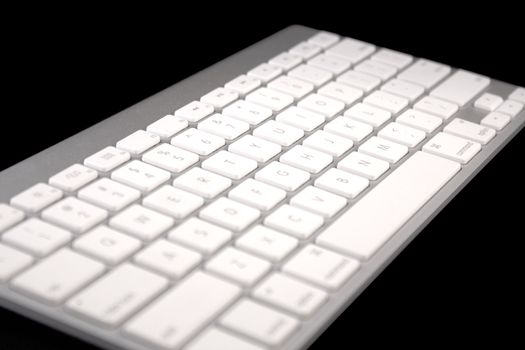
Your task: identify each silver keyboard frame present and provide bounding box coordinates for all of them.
[0,25,524,350]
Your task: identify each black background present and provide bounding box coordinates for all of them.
[1,10,524,350]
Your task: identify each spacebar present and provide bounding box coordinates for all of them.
[316,151,460,260]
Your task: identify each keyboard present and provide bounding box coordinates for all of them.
[0,24,524,350]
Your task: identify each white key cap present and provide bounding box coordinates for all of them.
[308,31,340,48]
[78,178,140,211]
[134,239,201,279]
[264,204,324,239]
[42,197,107,234]
[371,48,413,69]
[326,38,375,63]
[338,151,390,180]
[267,75,314,99]
[283,244,359,290]
[168,218,232,255]
[49,164,97,192]
[222,100,272,125]
[280,145,332,174]
[221,299,298,346]
[414,96,458,119]
[317,151,460,259]
[444,118,496,145]
[199,198,260,232]
[396,108,443,133]
[431,70,490,106]
[253,120,304,146]
[303,130,354,157]
[474,93,504,111]
[269,52,303,71]
[289,41,321,59]
[228,135,281,163]
[291,186,346,218]
[10,183,62,213]
[3,218,71,257]
[173,167,232,199]
[0,204,24,233]
[171,128,225,156]
[116,130,160,156]
[381,78,424,101]
[110,204,173,241]
[253,273,327,317]
[200,87,238,109]
[175,101,214,122]
[315,168,369,198]
[509,87,525,103]
[73,225,140,265]
[186,328,264,350]
[355,59,397,80]
[198,113,249,140]
[345,103,391,127]
[142,143,198,173]
[324,116,373,142]
[236,225,298,262]
[206,247,270,286]
[480,112,511,131]
[146,115,188,139]
[123,271,241,349]
[423,132,481,164]
[246,87,293,112]
[111,160,170,192]
[0,244,33,282]
[337,70,380,92]
[84,146,130,172]
[225,75,261,95]
[143,185,204,219]
[248,63,282,83]
[308,54,350,74]
[496,99,523,118]
[66,264,167,327]
[363,90,409,114]
[318,82,363,105]
[229,179,286,211]
[11,249,104,304]
[288,64,332,87]
[298,94,345,118]
[359,136,408,163]
[202,151,257,180]
[398,59,451,88]
[255,161,310,191]
[378,122,426,147]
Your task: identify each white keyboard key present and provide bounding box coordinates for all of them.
[200,87,238,109]
[364,90,409,114]
[303,130,354,157]
[186,328,264,350]
[175,101,214,122]
[371,48,413,69]
[283,244,359,290]
[317,151,460,259]
[228,135,281,162]
[246,87,294,112]
[355,59,397,80]
[267,75,314,99]
[171,128,225,156]
[345,102,391,127]
[396,109,443,133]
[318,82,363,105]
[509,87,525,103]
[289,41,321,59]
[146,115,188,140]
[269,52,303,71]
[173,167,232,199]
[291,186,346,218]
[378,122,426,147]
[264,204,324,239]
[308,31,340,48]
[326,38,375,63]
[431,70,490,106]
[359,136,408,163]
[42,197,107,234]
[222,100,272,125]
[142,143,199,173]
[255,161,310,191]
[110,204,173,241]
[308,53,350,74]
[116,130,160,156]
[474,93,503,111]
[315,168,369,198]
[10,183,62,213]
[73,225,140,265]
[202,151,257,180]
[298,94,345,118]
[229,179,286,211]
[253,273,327,317]
[280,145,332,174]
[236,225,298,262]
[276,103,325,132]
[337,70,380,92]
[49,164,97,192]
[288,64,332,87]
[253,120,304,147]
[338,151,390,180]
[123,271,241,349]
[225,75,261,95]
[381,78,424,101]
[444,118,496,145]
[0,244,33,282]
[200,198,260,232]
[67,264,167,327]
[11,249,104,304]
[198,113,249,140]
[84,146,130,172]
[324,116,373,142]
[134,239,201,279]
[480,112,511,131]
[496,99,523,118]
[168,218,232,255]
[423,132,481,164]
[206,247,270,286]
[248,63,282,83]
[398,59,451,88]
[414,96,458,119]
[0,204,24,233]
[143,185,204,219]
[78,178,140,211]
[111,160,170,192]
